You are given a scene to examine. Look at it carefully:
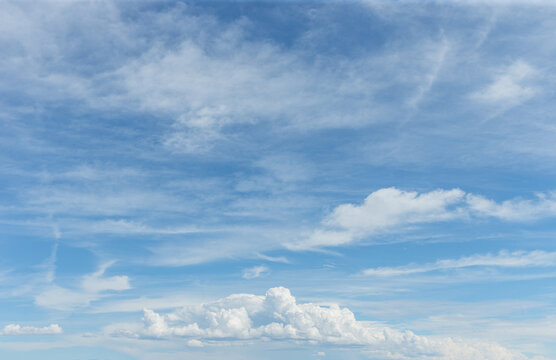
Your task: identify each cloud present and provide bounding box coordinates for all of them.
[471,60,538,105]
[112,287,525,360]
[289,187,466,249]
[289,188,556,249]
[242,265,270,279]
[466,193,556,221]
[1,1,463,155]
[35,262,130,310]
[256,253,290,264]
[187,339,204,347]
[75,219,204,236]
[363,250,556,276]
[81,262,131,293]
[1,324,62,336]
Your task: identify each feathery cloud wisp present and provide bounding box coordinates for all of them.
[363,250,556,276]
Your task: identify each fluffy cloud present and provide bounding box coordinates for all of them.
[113,287,524,360]
[363,250,556,276]
[290,188,556,249]
[1,324,62,335]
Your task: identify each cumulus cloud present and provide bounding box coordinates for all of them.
[1,324,62,335]
[242,265,270,279]
[363,250,556,276]
[35,262,130,310]
[289,188,556,249]
[112,287,524,360]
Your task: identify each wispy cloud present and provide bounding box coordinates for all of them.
[242,265,269,279]
[35,262,130,310]
[471,60,538,106]
[363,250,556,276]
[466,193,556,221]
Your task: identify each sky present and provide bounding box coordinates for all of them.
[1,0,556,359]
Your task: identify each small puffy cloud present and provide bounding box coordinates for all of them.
[242,265,270,279]
[289,188,556,249]
[363,250,556,277]
[113,287,525,360]
[471,60,537,105]
[1,323,62,335]
[35,262,130,310]
[187,339,203,347]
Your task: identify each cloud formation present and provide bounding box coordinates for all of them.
[35,262,130,310]
[113,287,524,360]
[242,265,270,279]
[1,324,62,336]
[290,188,556,249]
[363,250,556,276]
[471,60,537,106]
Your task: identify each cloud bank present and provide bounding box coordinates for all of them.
[113,287,524,360]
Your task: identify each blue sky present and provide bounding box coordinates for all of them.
[1,0,556,359]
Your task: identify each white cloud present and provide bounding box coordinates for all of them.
[35,262,130,310]
[289,187,466,249]
[79,219,203,236]
[471,60,538,105]
[187,339,203,347]
[466,193,556,221]
[289,188,556,249]
[256,253,290,264]
[112,287,525,360]
[1,324,62,336]
[242,265,270,279]
[81,262,131,293]
[363,250,556,276]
